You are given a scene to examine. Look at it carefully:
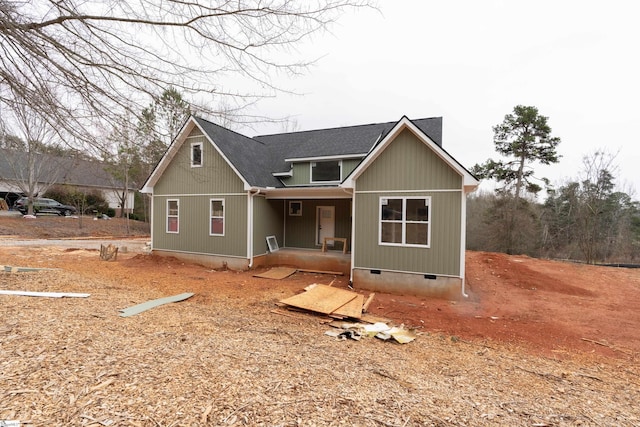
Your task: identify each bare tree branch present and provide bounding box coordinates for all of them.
[0,0,371,148]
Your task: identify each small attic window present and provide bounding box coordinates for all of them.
[191,142,203,167]
[311,160,341,183]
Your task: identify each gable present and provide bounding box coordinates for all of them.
[355,129,462,191]
[343,117,478,191]
[153,127,245,195]
[143,115,474,194]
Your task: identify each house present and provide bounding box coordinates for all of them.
[0,150,135,215]
[141,115,479,298]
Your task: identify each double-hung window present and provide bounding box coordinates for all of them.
[166,199,179,233]
[191,142,203,167]
[379,197,431,247]
[210,199,224,236]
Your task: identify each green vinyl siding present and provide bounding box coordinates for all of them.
[253,197,285,256]
[354,191,461,275]
[353,128,464,276]
[357,129,462,192]
[154,128,245,195]
[284,199,351,249]
[283,163,311,186]
[342,158,363,179]
[153,194,247,257]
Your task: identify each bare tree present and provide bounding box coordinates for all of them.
[104,115,144,221]
[0,0,369,147]
[0,99,74,215]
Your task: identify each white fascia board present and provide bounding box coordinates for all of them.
[284,153,366,163]
[141,116,252,193]
[272,170,293,177]
[341,117,479,189]
[141,118,197,193]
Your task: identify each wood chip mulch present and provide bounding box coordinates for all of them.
[1,264,639,426]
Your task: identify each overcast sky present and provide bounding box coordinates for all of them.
[249,0,639,198]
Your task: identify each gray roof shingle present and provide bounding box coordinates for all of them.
[0,150,123,190]
[194,116,443,188]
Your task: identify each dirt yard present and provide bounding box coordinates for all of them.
[1,215,639,426]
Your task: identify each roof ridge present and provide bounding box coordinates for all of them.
[193,115,266,146]
[253,116,442,138]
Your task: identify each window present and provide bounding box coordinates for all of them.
[311,160,341,182]
[289,201,302,216]
[210,199,224,236]
[191,142,203,167]
[379,197,430,247]
[166,199,179,233]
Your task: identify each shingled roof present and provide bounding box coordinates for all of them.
[0,150,123,189]
[192,116,443,188]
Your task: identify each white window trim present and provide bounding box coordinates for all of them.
[209,198,225,236]
[166,199,179,234]
[310,160,342,184]
[378,196,431,248]
[191,142,203,168]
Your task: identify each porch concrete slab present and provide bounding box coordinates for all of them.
[263,248,351,275]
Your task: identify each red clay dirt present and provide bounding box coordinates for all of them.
[1,215,639,361]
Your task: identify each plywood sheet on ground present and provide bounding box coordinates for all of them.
[254,267,297,280]
[331,293,364,319]
[280,284,357,315]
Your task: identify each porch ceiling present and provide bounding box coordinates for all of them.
[260,187,353,199]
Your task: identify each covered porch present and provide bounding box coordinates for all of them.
[257,247,351,276]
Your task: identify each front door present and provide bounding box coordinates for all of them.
[316,206,335,246]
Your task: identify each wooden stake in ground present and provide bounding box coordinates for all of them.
[362,293,376,313]
[99,244,118,261]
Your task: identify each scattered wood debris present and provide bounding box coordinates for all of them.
[253,267,297,280]
[278,284,413,343]
[1,265,58,273]
[325,321,417,344]
[279,284,363,318]
[0,290,90,298]
[296,268,344,276]
[99,244,118,261]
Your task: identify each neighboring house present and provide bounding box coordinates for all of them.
[0,150,135,215]
[141,115,479,298]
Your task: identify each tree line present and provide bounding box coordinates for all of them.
[469,105,639,264]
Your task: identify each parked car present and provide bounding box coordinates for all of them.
[14,197,77,216]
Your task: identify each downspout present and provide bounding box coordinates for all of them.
[342,186,355,286]
[247,188,261,268]
[149,195,154,251]
[460,187,469,298]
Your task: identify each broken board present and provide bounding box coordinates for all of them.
[253,267,297,280]
[279,284,357,315]
[119,292,194,317]
[331,293,364,319]
[1,265,58,273]
[0,290,90,298]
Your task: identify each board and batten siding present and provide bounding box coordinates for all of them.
[153,194,247,257]
[353,128,463,276]
[356,129,461,192]
[354,192,461,275]
[153,128,245,195]
[252,197,285,256]
[152,127,248,257]
[284,199,352,249]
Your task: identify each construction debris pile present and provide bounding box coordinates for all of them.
[276,283,416,344]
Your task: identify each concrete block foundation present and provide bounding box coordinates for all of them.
[352,268,464,300]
